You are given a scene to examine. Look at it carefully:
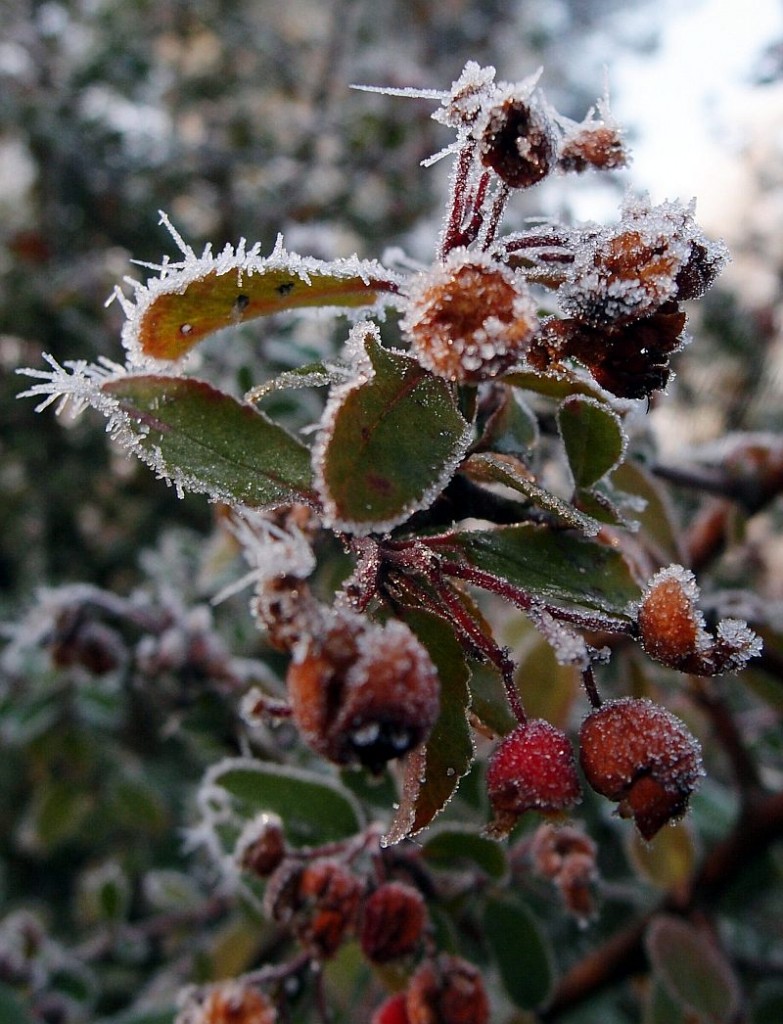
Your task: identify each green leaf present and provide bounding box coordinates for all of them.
[134,248,400,360]
[463,453,603,536]
[477,388,538,454]
[644,980,687,1024]
[383,608,474,845]
[102,375,314,506]
[422,827,507,878]
[645,915,741,1023]
[467,662,518,737]
[315,330,471,535]
[204,758,363,848]
[484,897,554,1010]
[20,779,93,853]
[612,459,686,563]
[0,984,34,1024]
[439,523,641,619]
[514,635,579,728]
[627,822,696,891]
[505,369,608,402]
[558,395,626,488]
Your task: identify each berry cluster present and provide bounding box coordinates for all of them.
[21,56,767,1024]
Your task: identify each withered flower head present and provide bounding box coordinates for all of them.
[559,195,728,328]
[403,252,538,383]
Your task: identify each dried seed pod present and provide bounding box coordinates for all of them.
[478,91,558,188]
[529,823,599,920]
[287,612,440,772]
[360,881,427,963]
[579,697,704,840]
[403,252,538,383]
[175,981,277,1024]
[50,614,126,676]
[637,566,707,668]
[406,954,490,1024]
[486,720,582,838]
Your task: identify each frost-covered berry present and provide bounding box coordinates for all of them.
[636,565,762,675]
[287,611,440,772]
[360,881,427,963]
[637,565,707,669]
[558,122,628,174]
[175,981,277,1024]
[402,252,538,383]
[486,720,582,837]
[406,954,490,1024]
[478,90,558,188]
[579,698,704,840]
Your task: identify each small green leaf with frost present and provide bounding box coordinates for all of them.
[201,758,363,848]
[558,394,626,489]
[315,327,471,535]
[102,375,315,507]
[438,523,641,619]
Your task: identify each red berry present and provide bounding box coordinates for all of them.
[486,719,581,837]
[372,993,411,1024]
[579,697,704,840]
[406,954,489,1024]
[360,881,427,963]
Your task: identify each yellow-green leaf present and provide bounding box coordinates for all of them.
[124,236,401,361]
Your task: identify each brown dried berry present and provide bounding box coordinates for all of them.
[235,813,286,878]
[558,122,628,173]
[360,881,427,963]
[579,698,704,840]
[486,720,582,837]
[403,253,538,383]
[528,823,599,920]
[175,981,277,1024]
[478,93,558,188]
[406,954,490,1024]
[287,612,440,772]
[294,858,363,959]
